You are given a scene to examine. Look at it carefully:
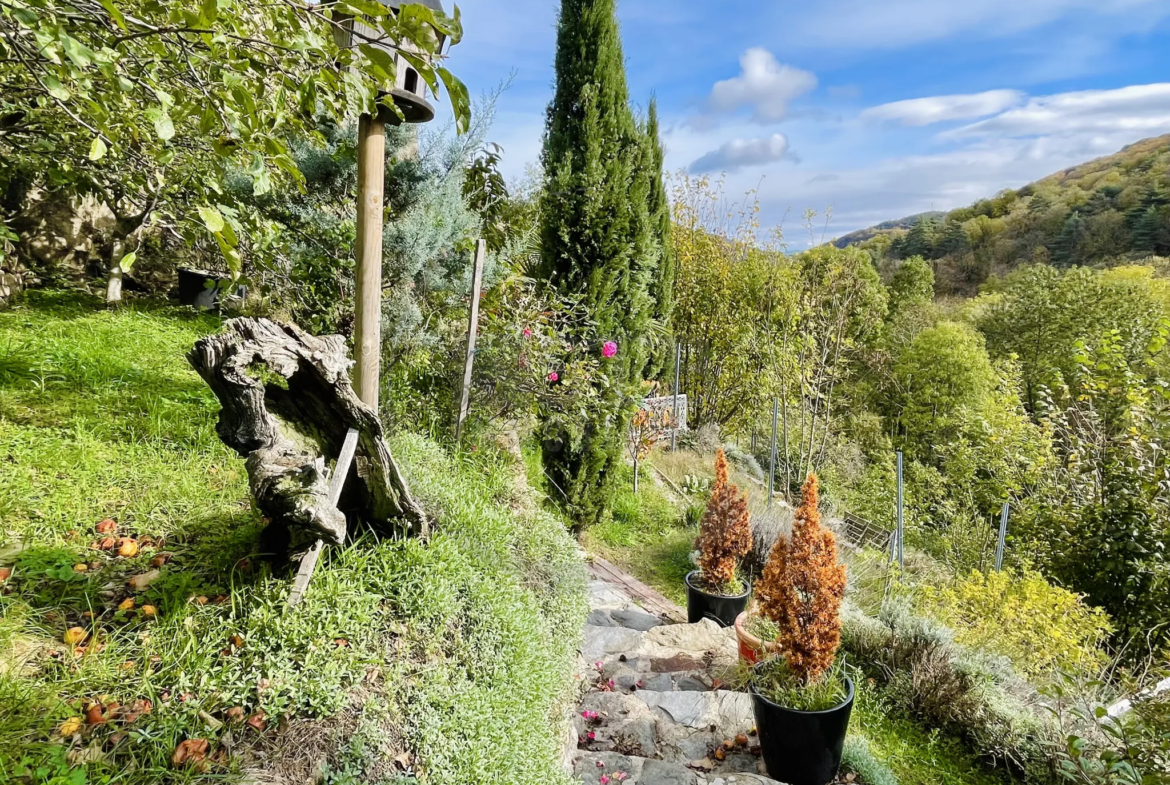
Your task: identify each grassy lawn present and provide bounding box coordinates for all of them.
[0,291,586,785]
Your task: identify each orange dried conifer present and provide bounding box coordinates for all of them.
[755,472,846,683]
[697,450,752,593]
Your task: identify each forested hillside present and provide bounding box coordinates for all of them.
[840,135,1170,294]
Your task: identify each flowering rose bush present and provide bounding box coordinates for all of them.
[460,278,610,442]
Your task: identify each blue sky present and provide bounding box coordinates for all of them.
[442,0,1170,245]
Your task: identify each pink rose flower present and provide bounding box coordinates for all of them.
[548,372,559,382]
[523,327,532,338]
[602,341,618,358]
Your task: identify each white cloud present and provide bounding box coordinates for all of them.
[861,90,1025,126]
[784,0,1168,50]
[705,49,817,124]
[947,83,1170,138]
[690,134,792,174]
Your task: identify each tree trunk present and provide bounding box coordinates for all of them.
[188,318,427,562]
[105,237,124,307]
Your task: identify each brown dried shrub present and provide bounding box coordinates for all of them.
[696,449,752,593]
[756,473,847,682]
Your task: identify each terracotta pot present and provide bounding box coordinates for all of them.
[734,611,778,665]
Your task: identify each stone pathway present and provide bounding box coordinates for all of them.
[569,569,782,785]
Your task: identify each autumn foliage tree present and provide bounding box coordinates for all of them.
[756,473,847,682]
[697,449,752,593]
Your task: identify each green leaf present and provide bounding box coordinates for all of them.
[61,35,95,68]
[198,206,226,234]
[118,251,137,273]
[88,137,108,161]
[43,76,70,101]
[154,112,175,141]
[97,0,128,30]
[339,0,391,17]
[437,67,470,135]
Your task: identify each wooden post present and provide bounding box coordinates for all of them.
[455,239,487,441]
[354,112,387,411]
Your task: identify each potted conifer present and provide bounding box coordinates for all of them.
[685,449,752,627]
[750,473,851,785]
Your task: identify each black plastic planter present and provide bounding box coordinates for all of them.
[684,570,749,627]
[751,675,855,785]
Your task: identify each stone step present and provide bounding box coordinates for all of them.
[587,606,666,632]
[582,618,738,671]
[571,751,782,785]
[576,690,761,774]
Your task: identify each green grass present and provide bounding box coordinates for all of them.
[577,462,697,606]
[0,291,586,785]
[851,680,1012,785]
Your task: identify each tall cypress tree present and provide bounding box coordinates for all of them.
[644,98,674,380]
[539,0,655,524]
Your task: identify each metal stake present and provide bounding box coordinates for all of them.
[768,397,778,507]
[671,341,681,451]
[994,502,1011,572]
[895,450,904,568]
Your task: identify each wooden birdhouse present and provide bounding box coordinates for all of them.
[330,0,448,124]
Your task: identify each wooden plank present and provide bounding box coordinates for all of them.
[455,239,486,441]
[287,429,360,608]
[587,556,687,622]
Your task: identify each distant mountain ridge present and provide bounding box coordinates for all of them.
[832,211,944,249]
[832,134,1170,294]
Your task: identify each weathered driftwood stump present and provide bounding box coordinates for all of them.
[188,318,426,561]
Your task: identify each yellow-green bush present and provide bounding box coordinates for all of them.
[920,569,1112,680]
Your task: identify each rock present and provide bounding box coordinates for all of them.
[612,607,664,631]
[638,691,712,728]
[642,619,736,664]
[582,625,644,663]
[640,759,700,785]
[676,676,710,692]
[572,751,644,784]
[614,671,641,691]
[642,674,674,692]
[608,717,658,758]
[637,691,753,731]
[650,654,706,673]
[587,609,619,627]
[662,727,722,762]
[589,581,632,608]
[580,691,649,720]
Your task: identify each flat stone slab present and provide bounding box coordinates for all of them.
[573,751,644,784]
[590,580,634,609]
[636,691,754,731]
[587,607,664,631]
[583,625,645,663]
[640,759,700,785]
[641,619,736,659]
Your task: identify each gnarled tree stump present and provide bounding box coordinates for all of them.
[188,318,426,561]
